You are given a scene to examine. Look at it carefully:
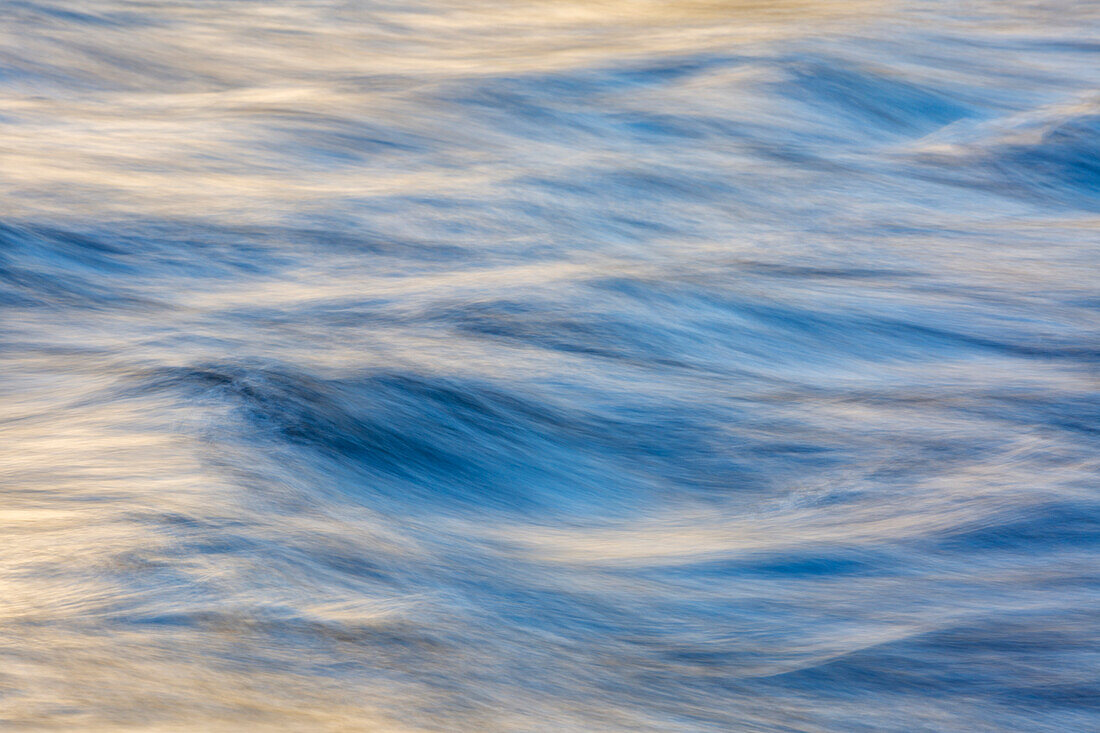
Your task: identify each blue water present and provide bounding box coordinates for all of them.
[2,1,1099,730]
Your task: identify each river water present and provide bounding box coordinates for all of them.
[2,1,1099,730]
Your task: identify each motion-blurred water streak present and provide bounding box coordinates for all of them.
[2,1,1099,730]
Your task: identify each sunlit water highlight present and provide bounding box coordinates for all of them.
[2,1,1099,730]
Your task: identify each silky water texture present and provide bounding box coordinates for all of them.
[1,1,1099,731]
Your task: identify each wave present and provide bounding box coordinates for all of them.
[912,100,1100,209]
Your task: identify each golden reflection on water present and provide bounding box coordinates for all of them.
[1,1,881,222]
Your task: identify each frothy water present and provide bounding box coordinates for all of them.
[2,1,1099,730]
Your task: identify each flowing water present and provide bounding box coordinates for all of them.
[2,1,1099,730]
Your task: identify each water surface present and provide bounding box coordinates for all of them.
[2,1,1099,730]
